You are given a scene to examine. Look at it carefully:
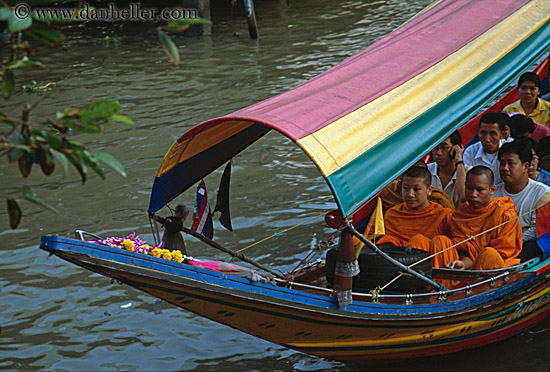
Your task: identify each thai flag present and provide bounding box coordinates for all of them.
[191,181,214,239]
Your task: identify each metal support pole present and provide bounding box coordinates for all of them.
[243,0,259,39]
[333,226,360,309]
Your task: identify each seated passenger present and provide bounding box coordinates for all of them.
[463,112,511,184]
[503,72,550,127]
[427,131,467,207]
[494,139,550,261]
[539,155,550,187]
[377,166,453,247]
[523,137,541,181]
[540,154,550,172]
[464,121,513,149]
[413,166,522,270]
[540,136,550,159]
[508,113,550,141]
[501,122,513,141]
[532,121,550,141]
[510,114,536,139]
[381,160,455,213]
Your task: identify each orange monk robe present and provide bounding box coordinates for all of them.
[377,202,453,247]
[416,197,522,269]
[381,180,455,214]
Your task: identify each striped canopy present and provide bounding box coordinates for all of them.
[149,0,550,217]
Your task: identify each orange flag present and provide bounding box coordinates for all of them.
[355,198,385,257]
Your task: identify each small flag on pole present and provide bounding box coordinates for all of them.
[355,197,385,257]
[214,162,233,232]
[191,181,214,239]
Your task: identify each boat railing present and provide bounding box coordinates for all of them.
[75,230,104,241]
[276,271,512,304]
[73,229,523,305]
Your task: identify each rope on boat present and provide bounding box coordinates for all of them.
[373,204,542,294]
[409,205,539,269]
[236,211,328,254]
[228,209,337,280]
[369,287,382,301]
[286,230,339,281]
[350,225,445,291]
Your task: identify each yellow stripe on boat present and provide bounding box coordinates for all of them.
[297,0,550,178]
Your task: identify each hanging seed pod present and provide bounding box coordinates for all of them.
[7,198,22,229]
[38,146,55,176]
[18,154,33,178]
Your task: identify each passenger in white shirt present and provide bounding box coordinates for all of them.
[427,130,467,207]
[463,112,512,185]
[494,138,550,261]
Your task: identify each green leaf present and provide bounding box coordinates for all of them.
[164,17,212,30]
[32,129,63,147]
[0,7,12,21]
[92,151,126,177]
[8,147,26,162]
[21,185,58,213]
[158,30,180,67]
[111,113,134,125]
[2,69,15,99]
[8,132,28,145]
[67,147,91,181]
[58,107,74,118]
[50,148,69,176]
[78,99,120,124]
[7,198,22,229]
[24,26,64,45]
[83,157,105,179]
[8,11,33,32]
[4,56,48,70]
[7,132,29,161]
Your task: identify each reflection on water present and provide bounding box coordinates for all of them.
[2,0,549,370]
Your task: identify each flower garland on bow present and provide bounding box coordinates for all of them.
[88,232,187,264]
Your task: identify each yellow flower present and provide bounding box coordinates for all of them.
[161,249,172,260]
[172,250,183,263]
[151,248,161,258]
[122,238,134,252]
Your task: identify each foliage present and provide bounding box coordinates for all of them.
[0,2,133,229]
[1,1,211,228]
[22,80,55,93]
[158,11,212,67]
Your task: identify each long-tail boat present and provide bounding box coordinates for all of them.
[40,0,550,362]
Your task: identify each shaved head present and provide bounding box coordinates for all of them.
[413,159,428,168]
[402,166,432,187]
[465,166,496,209]
[466,166,494,185]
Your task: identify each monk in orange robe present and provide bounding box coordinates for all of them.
[381,179,455,213]
[377,166,453,247]
[381,160,455,213]
[413,166,522,270]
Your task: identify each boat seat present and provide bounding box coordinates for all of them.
[325,245,432,293]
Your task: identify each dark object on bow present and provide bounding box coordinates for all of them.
[157,205,189,254]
